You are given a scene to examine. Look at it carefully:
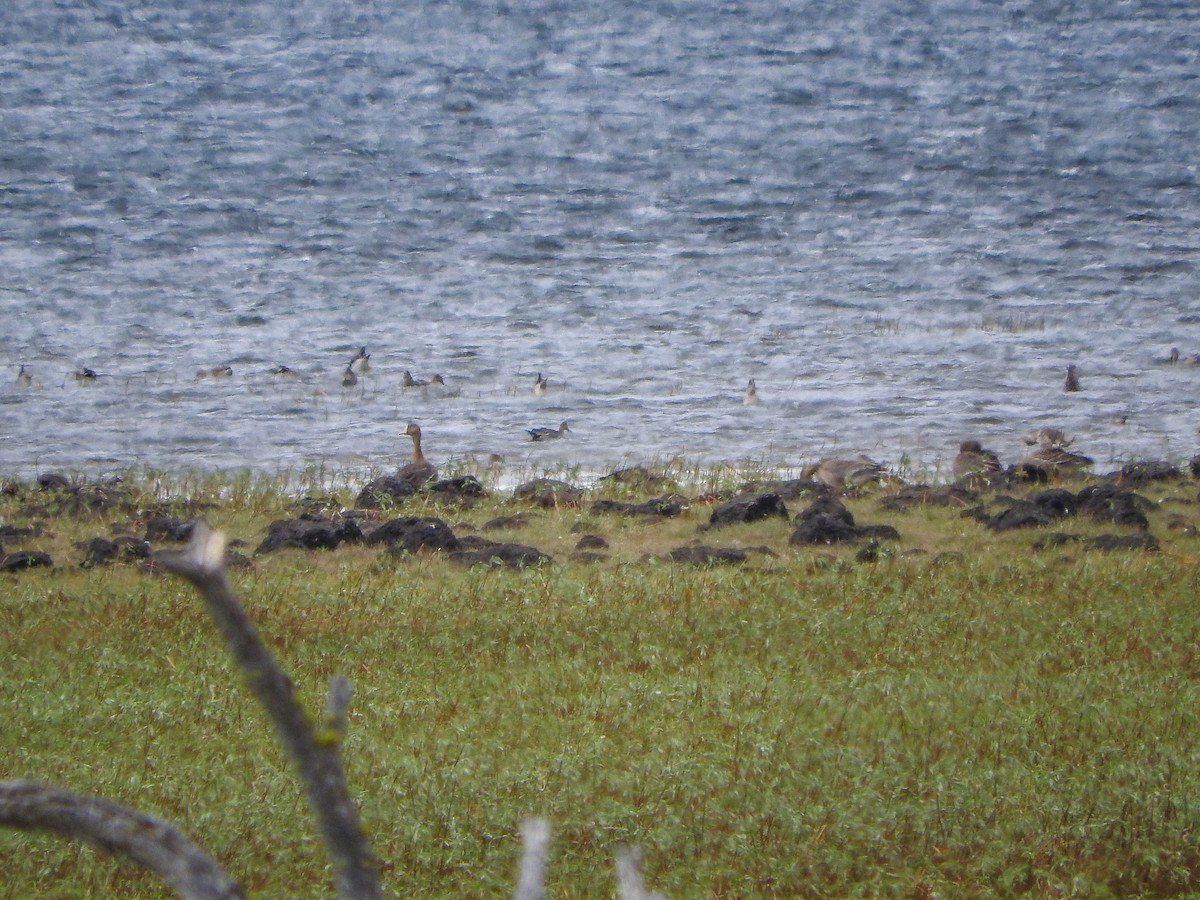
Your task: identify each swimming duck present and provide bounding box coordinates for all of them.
[1023,427,1072,448]
[397,422,437,487]
[15,365,31,388]
[952,440,1002,480]
[801,455,887,490]
[402,371,446,388]
[271,365,299,378]
[1063,364,1080,392]
[743,378,759,406]
[341,366,358,388]
[73,367,98,382]
[533,372,549,396]
[527,421,570,441]
[196,365,233,379]
[349,346,370,375]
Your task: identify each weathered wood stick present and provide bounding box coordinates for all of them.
[0,779,244,900]
[157,522,380,900]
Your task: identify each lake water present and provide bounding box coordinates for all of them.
[2,0,1198,484]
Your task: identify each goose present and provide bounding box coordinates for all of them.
[341,366,358,388]
[533,372,549,396]
[1023,427,1072,448]
[1021,444,1093,475]
[527,421,570,441]
[952,440,1002,480]
[801,455,886,490]
[397,422,437,487]
[16,365,31,388]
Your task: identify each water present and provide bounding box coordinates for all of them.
[2,0,1198,483]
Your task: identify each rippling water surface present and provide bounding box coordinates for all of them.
[2,0,1198,482]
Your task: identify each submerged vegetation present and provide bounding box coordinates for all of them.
[2,460,1200,897]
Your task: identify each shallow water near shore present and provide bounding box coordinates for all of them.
[1,1,1198,480]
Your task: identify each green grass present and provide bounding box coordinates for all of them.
[2,467,1200,897]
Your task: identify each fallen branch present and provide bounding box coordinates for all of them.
[157,522,380,900]
[0,779,244,900]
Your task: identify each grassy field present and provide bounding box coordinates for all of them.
[2,463,1199,897]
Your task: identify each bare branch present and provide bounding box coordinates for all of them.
[0,779,244,900]
[157,522,380,900]
[616,845,666,900]
[513,817,550,900]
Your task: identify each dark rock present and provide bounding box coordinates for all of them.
[1028,489,1077,519]
[76,537,119,568]
[144,517,195,543]
[84,535,152,566]
[1032,532,1080,551]
[789,514,864,545]
[512,478,584,508]
[355,475,418,509]
[737,478,827,502]
[0,524,40,539]
[984,502,1056,532]
[365,516,459,553]
[429,475,489,504]
[569,550,609,563]
[1085,533,1160,552]
[591,496,688,518]
[856,540,882,563]
[575,534,609,550]
[795,494,856,527]
[449,541,551,568]
[857,524,902,541]
[256,517,363,554]
[960,505,991,523]
[1116,461,1182,488]
[1076,484,1152,530]
[707,492,789,529]
[480,514,529,532]
[37,473,73,492]
[661,545,747,566]
[789,494,897,545]
[1,550,53,571]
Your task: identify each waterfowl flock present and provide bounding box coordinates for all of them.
[7,343,1198,482]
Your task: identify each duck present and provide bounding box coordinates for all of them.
[1023,427,1072,448]
[397,422,438,487]
[402,371,446,388]
[533,372,549,397]
[952,440,1002,481]
[73,367,98,382]
[743,378,759,406]
[527,421,570,441]
[1063,364,1080,393]
[196,365,233,380]
[15,365,31,388]
[349,346,371,375]
[270,365,299,379]
[801,455,887,490]
[341,366,358,388]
